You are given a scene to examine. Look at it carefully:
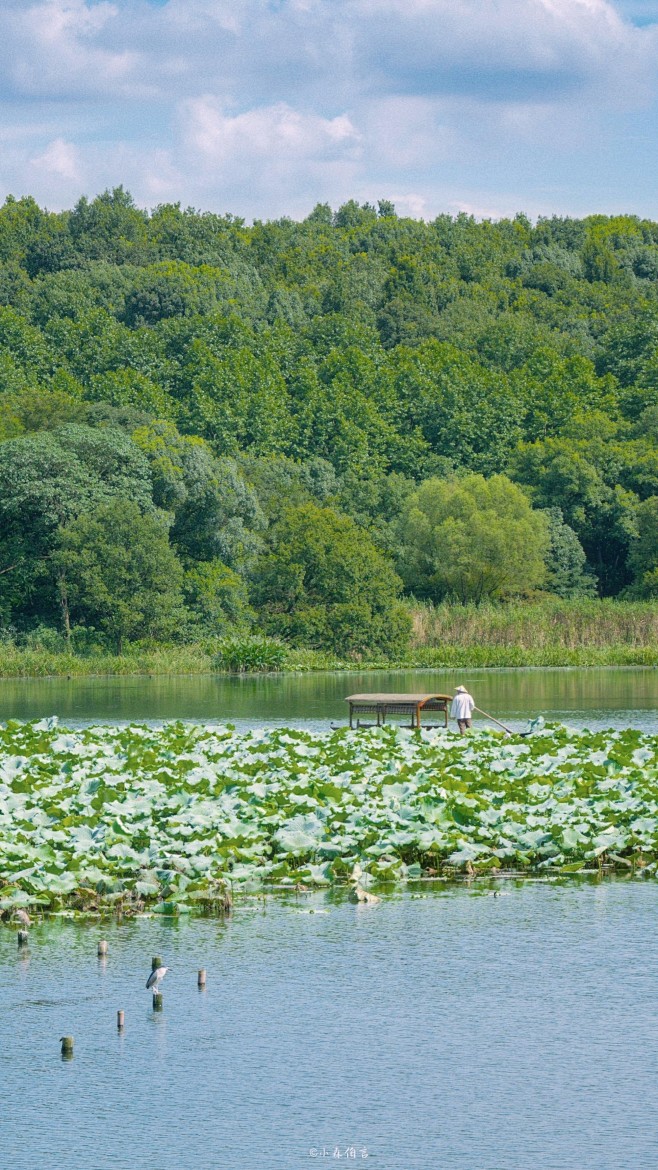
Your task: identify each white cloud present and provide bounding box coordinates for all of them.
[447,197,524,221]
[171,98,362,215]
[1,0,148,98]
[182,98,359,165]
[30,137,82,182]
[389,191,430,218]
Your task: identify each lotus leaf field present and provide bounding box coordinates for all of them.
[1,718,658,912]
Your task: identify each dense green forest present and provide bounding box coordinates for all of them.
[1,187,658,659]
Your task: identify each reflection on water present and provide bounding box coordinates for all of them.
[0,666,657,730]
[1,881,656,1170]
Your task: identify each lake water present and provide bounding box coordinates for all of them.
[2,879,656,1170]
[0,666,657,731]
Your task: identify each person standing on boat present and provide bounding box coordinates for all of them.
[451,685,475,734]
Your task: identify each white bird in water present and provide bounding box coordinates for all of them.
[146,965,169,992]
[348,861,380,904]
[14,909,31,927]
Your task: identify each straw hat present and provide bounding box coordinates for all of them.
[455,685,467,693]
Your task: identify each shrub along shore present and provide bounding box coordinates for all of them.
[0,720,655,916]
[1,599,658,677]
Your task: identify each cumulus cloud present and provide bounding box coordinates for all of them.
[30,138,82,182]
[0,0,657,217]
[175,98,362,214]
[1,0,148,99]
[182,98,359,165]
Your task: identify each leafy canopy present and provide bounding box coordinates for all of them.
[252,502,410,655]
[54,498,184,652]
[399,474,549,603]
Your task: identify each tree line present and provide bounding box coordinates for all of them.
[0,188,657,654]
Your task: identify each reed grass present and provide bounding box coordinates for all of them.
[408,598,658,651]
[284,646,658,669]
[0,644,215,678]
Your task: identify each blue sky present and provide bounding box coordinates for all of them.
[1,0,658,221]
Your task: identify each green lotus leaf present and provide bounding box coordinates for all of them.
[78,866,108,885]
[0,889,36,907]
[0,719,656,903]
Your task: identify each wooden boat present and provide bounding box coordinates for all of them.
[345,693,453,730]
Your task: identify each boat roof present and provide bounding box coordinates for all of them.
[346,693,452,704]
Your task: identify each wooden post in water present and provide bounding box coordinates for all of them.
[17,930,28,948]
[151,955,163,971]
[117,1010,125,1030]
[60,1035,74,1058]
[198,968,206,988]
[98,940,108,957]
[152,993,163,1011]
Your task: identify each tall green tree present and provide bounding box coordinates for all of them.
[389,342,523,474]
[399,474,549,603]
[252,502,410,655]
[511,437,639,595]
[54,499,184,652]
[627,496,658,597]
[132,420,264,569]
[0,425,153,626]
[543,508,597,598]
[182,559,254,636]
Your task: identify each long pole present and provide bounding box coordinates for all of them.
[474,706,514,734]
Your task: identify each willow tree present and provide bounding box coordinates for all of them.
[399,474,549,603]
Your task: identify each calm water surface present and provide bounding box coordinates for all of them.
[0,666,657,731]
[2,881,656,1170]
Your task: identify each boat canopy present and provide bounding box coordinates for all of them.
[345,693,452,729]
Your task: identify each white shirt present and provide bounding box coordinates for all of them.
[450,692,475,720]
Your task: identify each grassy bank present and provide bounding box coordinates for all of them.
[0,644,656,678]
[0,721,656,914]
[1,599,658,677]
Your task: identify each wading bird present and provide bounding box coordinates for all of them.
[146,965,169,993]
[14,909,31,927]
